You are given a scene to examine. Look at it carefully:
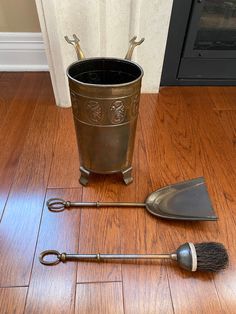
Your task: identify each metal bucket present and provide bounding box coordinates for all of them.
[65,35,144,186]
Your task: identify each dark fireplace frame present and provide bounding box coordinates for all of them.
[161,0,236,86]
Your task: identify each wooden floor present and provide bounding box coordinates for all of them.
[0,72,235,314]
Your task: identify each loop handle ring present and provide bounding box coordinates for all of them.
[39,250,61,266]
[46,198,67,212]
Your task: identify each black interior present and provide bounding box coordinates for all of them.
[161,0,236,86]
[68,58,142,85]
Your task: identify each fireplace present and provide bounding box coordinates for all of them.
[161,0,236,85]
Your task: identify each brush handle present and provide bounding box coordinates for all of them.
[39,250,175,266]
[39,243,228,273]
[47,198,145,212]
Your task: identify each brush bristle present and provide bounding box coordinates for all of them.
[195,242,229,272]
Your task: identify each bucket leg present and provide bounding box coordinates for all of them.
[79,166,90,186]
[122,167,133,185]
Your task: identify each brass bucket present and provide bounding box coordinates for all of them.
[65,35,144,186]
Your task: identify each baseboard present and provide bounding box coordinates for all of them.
[0,32,48,71]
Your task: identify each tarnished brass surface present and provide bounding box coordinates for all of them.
[39,249,172,266]
[46,177,218,221]
[66,35,144,185]
[69,78,141,174]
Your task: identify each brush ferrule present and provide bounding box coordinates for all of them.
[170,253,177,260]
[188,242,197,272]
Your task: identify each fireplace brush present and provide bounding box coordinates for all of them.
[39,242,228,273]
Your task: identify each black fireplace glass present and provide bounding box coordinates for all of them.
[194,0,236,50]
[161,0,236,85]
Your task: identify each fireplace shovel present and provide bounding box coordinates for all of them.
[47,177,217,221]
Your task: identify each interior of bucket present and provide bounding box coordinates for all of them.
[68,58,143,85]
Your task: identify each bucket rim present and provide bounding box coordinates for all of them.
[66,57,144,88]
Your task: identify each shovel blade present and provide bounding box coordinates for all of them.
[145,177,217,221]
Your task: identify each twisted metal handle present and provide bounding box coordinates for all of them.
[47,198,103,212]
[46,198,71,212]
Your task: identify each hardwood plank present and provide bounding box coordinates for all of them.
[139,93,226,313]
[48,108,80,188]
[120,110,173,314]
[215,110,236,150]
[208,86,236,110]
[25,188,82,314]
[207,86,236,149]
[0,82,235,313]
[179,87,236,312]
[77,177,122,283]
[200,158,236,314]
[0,287,27,314]
[0,75,59,286]
[157,87,222,238]
[0,73,44,219]
[122,263,173,314]
[75,282,124,314]
[0,72,23,118]
[158,88,225,313]
[157,88,203,177]
[179,87,235,202]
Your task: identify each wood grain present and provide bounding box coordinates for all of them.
[0,287,27,314]
[25,188,82,314]
[179,87,236,313]
[0,73,236,313]
[180,87,235,200]
[207,86,236,149]
[0,72,23,119]
[119,112,173,314]
[139,93,227,313]
[0,73,44,219]
[153,89,223,313]
[75,282,124,314]
[208,86,236,110]
[77,177,122,283]
[214,110,236,150]
[48,108,80,188]
[0,74,58,286]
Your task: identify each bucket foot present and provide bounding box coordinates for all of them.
[79,166,90,186]
[122,167,133,185]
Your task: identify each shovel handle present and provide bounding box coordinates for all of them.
[47,198,145,212]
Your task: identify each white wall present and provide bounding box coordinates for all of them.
[36,0,173,107]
